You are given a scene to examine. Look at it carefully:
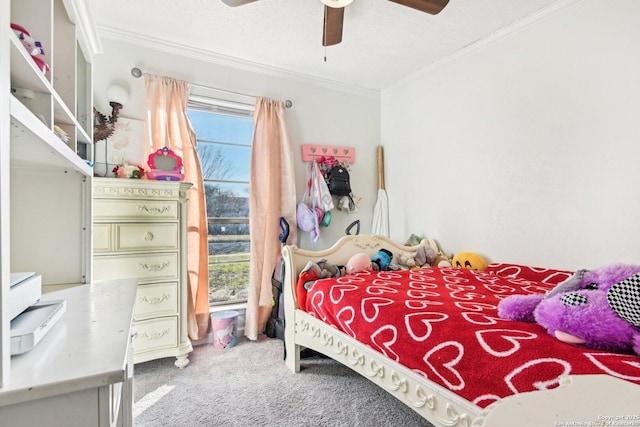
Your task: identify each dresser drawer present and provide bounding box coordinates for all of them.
[94,199,178,221]
[94,253,179,282]
[135,282,179,320]
[116,223,178,252]
[132,317,179,354]
[93,223,112,253]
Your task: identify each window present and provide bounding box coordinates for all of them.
[186,97,254,306]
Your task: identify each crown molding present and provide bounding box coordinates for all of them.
[98,26,379,99]
[62,0,103,62]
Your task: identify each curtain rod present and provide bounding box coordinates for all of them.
[130,67,293,108]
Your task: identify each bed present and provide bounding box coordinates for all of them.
[282,234,640,427]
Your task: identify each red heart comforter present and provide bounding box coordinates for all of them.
[304,264,640,408]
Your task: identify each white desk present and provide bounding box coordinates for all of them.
[0,279,137,427]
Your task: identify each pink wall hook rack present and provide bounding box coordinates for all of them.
[301,144,356,163]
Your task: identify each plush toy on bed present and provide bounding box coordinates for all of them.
[397,240,452,269]
[416,243,452,268]
[397,251,419,268]
[296,258,343,311]
[452,251,488,271]
[497,263,640,355]
[345,253,374,274]
[371,249,393,271]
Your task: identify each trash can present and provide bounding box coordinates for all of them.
[211,310,239,350]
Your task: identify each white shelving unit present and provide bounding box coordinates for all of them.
[1,0,101,390]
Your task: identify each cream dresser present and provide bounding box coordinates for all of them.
[93,178,193,368]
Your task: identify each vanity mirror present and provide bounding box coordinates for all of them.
[146,147,185,181]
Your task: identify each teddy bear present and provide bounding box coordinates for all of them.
[497,263,640,355]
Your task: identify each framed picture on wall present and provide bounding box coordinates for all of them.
[94,117,145,176]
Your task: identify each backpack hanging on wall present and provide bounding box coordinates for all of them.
[328,164,352,197]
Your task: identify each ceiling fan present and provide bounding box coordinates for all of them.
[221,0,450,46]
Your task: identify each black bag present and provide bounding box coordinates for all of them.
[328,165,352,196]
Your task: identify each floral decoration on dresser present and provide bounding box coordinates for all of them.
[113,163,145,179]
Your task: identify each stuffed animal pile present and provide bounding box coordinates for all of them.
[295,239,491,310]
[498,263,640,355]
[397,239,452,269]
[296,253,377,311]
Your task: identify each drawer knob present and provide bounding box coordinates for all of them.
[138,261,170,272]
[144,232,154,241]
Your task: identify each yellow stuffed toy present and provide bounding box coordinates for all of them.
[452,251,488,271]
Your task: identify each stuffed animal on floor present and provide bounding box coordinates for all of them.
[497,263,640,355]
[452,251,488,271]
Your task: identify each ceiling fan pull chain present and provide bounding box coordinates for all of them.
[324,46,327,63]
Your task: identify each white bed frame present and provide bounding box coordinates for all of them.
[282,234,640,427]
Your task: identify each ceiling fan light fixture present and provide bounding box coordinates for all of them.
[320,0,354,8]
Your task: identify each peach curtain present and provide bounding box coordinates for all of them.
[245,97,297,340]
[144,74,210,340]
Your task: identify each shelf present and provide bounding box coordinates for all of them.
[9,30,52,100]
[9,30,91,148]
[2,0,98,395]
[10,95,92,176]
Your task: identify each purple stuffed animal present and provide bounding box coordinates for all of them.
[498,264,640,355]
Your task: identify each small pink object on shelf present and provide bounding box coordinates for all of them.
[147,147,185,181]
[30,55,50,74]
[11,23,48,74]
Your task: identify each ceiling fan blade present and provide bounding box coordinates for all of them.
[322,5,344,46]
[387,0,449,15]
[221,0,260,7]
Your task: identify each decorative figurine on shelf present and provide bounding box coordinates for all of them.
[146,147,185,181]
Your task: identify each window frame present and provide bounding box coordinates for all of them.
[187,93,255,307]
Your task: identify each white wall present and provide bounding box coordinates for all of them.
[93,38,381,249]
[381,0,640,270]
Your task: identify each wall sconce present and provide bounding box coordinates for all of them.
[93,84,129,143]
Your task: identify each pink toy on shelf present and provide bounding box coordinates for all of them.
[11,23,49,75]
[146,147,185,181]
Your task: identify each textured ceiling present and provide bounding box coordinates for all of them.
[90,0,564,91]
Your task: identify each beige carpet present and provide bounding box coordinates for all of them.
[133,335,434,426]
